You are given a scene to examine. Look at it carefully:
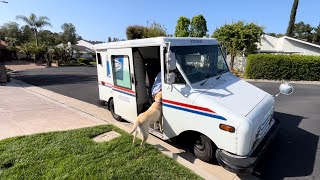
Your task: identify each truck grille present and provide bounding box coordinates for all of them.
[258,114,272,139]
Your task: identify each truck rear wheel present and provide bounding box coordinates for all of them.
[109,99,123,121]
[193,134,215,162]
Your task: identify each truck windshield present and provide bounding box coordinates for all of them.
[170,45,229,84]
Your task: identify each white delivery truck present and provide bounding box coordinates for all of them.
[93,37,293,174]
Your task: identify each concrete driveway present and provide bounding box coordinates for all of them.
[11,66,320,180]
[0,81,107,140]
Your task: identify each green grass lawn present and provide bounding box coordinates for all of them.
[0,125,202,179]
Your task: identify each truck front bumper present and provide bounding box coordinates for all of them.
[216,118,280,174]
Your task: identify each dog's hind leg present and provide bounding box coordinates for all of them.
[140,130,149,147]
[132,131,138,144]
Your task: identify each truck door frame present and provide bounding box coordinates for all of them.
[108,48,137,123]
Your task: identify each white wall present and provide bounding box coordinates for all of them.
[259,35,279,51]
[258,35,320,56]
[80,53,92,59]
[282,39,320,56]
[226,55,247,71]
[77,40,94,50]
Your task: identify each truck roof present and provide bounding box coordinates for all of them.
[93,37,219,50]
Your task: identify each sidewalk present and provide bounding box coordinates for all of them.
[0,81,107,140]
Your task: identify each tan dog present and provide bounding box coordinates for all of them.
[129,91,162,146]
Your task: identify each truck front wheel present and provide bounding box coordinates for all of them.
[109,99,123,121]
[193,134,215,162]
[97,100,106,106]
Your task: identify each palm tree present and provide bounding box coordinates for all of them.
[16,13,52,47]
[286,0,299,37]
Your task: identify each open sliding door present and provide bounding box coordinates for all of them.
[108,48,137,122]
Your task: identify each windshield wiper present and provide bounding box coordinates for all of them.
[200,72,216,86]
[200,70,225,86]
[216,70,225,80]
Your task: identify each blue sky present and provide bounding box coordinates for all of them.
[1,0,319,41]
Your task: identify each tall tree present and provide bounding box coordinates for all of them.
[60,23,78,44]
[212,21,263,70]
[16,13,52,47]
[286,0,299,37]
[0,22,22,44]
[313,24,320,45]
[190,14,207,37]
[174,16,190,37]
[266,32,285,38]
[293,21,314,42]
[38,30,61,46]
[20,25,34,44]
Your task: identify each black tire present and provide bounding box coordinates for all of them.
[193,134,215,162]
[6,74,11,82]
[108,99,123,121]
[97,100,106,106]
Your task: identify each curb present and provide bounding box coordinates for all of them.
[11,78,227,180]
[243,78,320,85]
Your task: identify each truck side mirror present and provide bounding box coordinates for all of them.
[279,82,294,95]
[166,72,176,85]
[165,51,177,84]
[166,51,177,70]
[275,82,294,97]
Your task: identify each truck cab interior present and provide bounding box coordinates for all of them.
[132,46,161,115]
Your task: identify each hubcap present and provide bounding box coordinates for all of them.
[195,139,205,150]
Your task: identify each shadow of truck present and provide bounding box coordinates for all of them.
[255,112,319,180]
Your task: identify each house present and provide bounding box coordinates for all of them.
[57,40,103,59]
[75,40,103,59]
[257,34,320,56]
[228,35,320,71]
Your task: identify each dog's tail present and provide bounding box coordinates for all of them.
[129,121,140,134]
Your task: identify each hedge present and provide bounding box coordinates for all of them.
[245,54,320,81]
[78,58,91,65]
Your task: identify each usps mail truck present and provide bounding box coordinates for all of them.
[93,37,293,174]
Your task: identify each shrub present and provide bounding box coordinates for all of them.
[69,60,78,64]
[19,57,29,61]
[78,58,91,65]
[90,61,97,66]
[126,25,147,40]
[245,54,320,81]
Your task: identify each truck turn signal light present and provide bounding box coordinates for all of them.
[219,124,235,133]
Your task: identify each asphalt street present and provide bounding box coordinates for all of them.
[13,66,320,180]
[13,66,100,105]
